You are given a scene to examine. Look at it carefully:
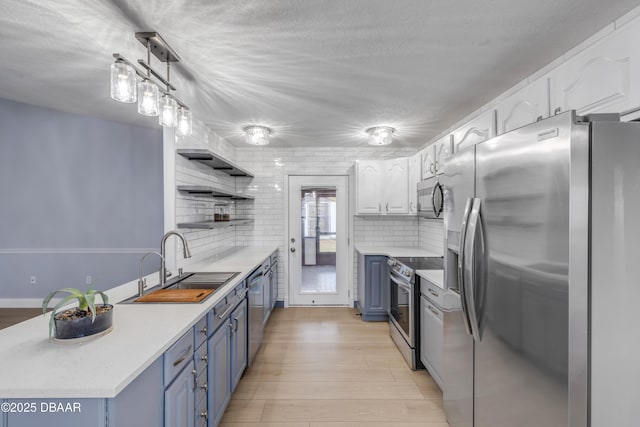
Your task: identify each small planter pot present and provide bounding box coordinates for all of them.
[52,304,114,342]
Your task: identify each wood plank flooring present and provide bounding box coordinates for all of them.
[0,308,41,330]
[220,307,449,427]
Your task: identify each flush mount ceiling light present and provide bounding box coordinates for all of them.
[366,126,395,146]
[244,125,272,146]
[111,32,192,136]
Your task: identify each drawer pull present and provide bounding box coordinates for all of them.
[428,289,439,298]
[217,303,234,319]
[200,326,207,335]
[200,382,208,392]
[172,345,193,367]
[428,305,440,316]
[200,410,208,421]
[200,354,208,363]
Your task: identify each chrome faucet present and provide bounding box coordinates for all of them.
[160,230,192,288]
[138,251,164,297]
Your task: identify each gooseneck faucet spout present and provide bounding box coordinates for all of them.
[138,251,164,297]
[160,230,192,287]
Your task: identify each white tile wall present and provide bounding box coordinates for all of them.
[172,123,448,305]
[418,218,445,256]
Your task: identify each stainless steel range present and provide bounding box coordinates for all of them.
[387,256,442,370]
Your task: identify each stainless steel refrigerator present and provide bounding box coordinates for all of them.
[440,111,640,427]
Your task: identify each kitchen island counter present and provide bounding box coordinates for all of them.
[355,245,442,258]
[0,246,277,398]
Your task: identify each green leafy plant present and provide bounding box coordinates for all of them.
[42,287,109,338]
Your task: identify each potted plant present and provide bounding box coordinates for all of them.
[42,287,113,341]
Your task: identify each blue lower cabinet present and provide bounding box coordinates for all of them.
[356,254,388,321]
[230,299,248,392]
[208,320,231,426]
[164,360,195,427]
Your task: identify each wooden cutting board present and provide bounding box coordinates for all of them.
[134,288,214,303]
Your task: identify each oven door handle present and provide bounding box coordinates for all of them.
[389,273,412,291]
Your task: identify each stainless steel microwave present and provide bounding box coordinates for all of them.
[417,176,443,219]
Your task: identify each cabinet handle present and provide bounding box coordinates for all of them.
[428,305,439,316]
[428,289,439,298]
[172,345,193,367]
[192,369,197,391]
[409,201,414,212]
[536,115,543,122]
[386,203,389,212]
[434,160,439,172]
[200,410,208,421]
[200,326,207,335]
[233,317,240,332]
[554,107,562,115]
[200,382,208,392]
[200,354,208,364]
[430,163,434,174]
[217,303,234,319]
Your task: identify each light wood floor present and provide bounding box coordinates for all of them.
[0,308,41,330]
[220,307,450,427]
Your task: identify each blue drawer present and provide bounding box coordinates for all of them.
[163,328,194,385]
[208,297,231,334]
[194,339,208,375]
[194,316,208,350]
[196,393,208,427]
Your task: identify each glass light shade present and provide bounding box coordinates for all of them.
[110,62,137,103]
[159,95,178,127]
[366,126,395,145]
[137,79,159,116]
[244,125,271,146]
[176,107,193,136]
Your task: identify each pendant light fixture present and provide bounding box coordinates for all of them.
[244,125,272,145]
[111,32,192,135]
[366,126,395,146]
[176,107,193,136]
[110,62,137,103]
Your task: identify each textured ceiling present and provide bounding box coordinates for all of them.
[1,0,639,147]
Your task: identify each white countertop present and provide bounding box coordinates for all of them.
[416,270,444,289]
[355,245,442,258]
[0,246,277,398]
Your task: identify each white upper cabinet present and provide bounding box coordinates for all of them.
[550,18,640,116]
[383,158,409,214]
[452,109,496,152]
[421,135,452,179]
[496,78,550,134]
[421,145,436,180]
[433,135,453,175]
[356,160,383,214]
[355,158,409,215]
[408,152,421,215]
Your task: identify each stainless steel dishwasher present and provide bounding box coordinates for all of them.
[247,260,267,366]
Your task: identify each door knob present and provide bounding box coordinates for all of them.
[290,248,296,253]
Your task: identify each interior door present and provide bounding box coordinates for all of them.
[288,175,349,306]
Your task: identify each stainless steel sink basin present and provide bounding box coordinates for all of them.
[119,272,240,303]
[166,272,240,290]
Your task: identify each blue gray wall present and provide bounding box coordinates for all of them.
[0,98,163,301]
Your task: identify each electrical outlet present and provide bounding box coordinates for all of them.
[30,275,37,285]
[85,275,93,285]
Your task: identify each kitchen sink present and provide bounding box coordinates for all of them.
[119,272,240,304]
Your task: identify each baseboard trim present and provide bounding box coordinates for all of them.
[0,298,60,308]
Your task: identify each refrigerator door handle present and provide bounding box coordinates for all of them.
[464,197,484,342]
[458,197,474,336]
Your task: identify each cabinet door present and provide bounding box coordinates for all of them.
[421,146,436,180]
[383,158,409,214]
[165,361,195,427]
[208,322,231,427]
[356,160,383,214]
[408,152,422,214]
[496,78,550,134]
[421,295,443,386]
[433,135,453,175]
[452,109,496,152]
[231,299,248,392]
[550,19,640,116]
[365,256,388,315]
